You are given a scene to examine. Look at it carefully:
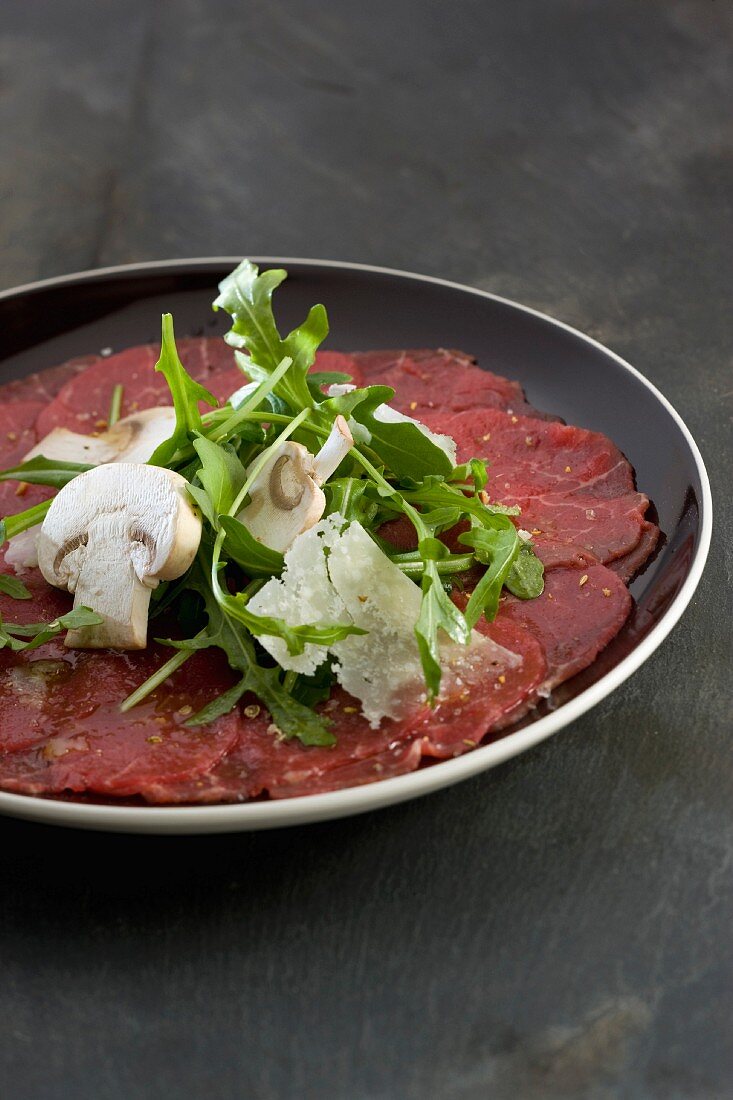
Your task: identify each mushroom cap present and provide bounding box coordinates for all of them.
[37,463,202,590]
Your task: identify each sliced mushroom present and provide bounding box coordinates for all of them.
[37,463,202,649]
[237,416,353,552]
[6,408,177,573]
[22,407,177,466]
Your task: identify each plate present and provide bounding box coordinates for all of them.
[0,259,712,833]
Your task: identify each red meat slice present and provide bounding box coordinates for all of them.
[0,355,98,403]
[34,339,238,435]
[531,538,600,571]
[606,521,661,582]
[0,643,240,797]
[421,407,635,498]
[420,407,657,568]
[0,401,44,469]
[352,348,555,419]
[498,564,631,690]
[408,619,547,759]
[0,402,51,568]
[142,693,423,804]
[143,623,545,804]
[514,492,651,566]
[32,343,363,436]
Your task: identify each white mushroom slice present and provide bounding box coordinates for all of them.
[22,430,119,465]
[22,407,177,466]
[6,408,177,573]
[237,417,353,553]
[37,463,202,649]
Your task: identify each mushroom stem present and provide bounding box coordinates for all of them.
[311,415,354,484]
[62,515,155,649]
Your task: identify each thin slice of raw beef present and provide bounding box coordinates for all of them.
[0,641,241,797]
[0,355,99,403]
[419,407,636,498]
[0,401,44,469]
[419,406,658,568]
[34,339,238,435]
[33,343,363,436]
[497,564,631,691]
[352,348,558,419]
[0,401,52,568]
[605,520,660,582]
[136,624,546,803]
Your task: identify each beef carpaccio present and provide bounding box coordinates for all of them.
[0,342,658,803]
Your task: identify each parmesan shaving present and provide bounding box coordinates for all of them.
[249,515,521,727]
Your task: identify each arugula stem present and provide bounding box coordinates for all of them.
[0,498,53,542]
[119,641,201,712]
[210,408,311,606]
[390,553,475,577]
[210,356,293,441]
[108,384,124,427]
[282,669,297,694]
[350,446,433,544]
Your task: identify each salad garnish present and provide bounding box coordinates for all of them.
[0,261,544,744]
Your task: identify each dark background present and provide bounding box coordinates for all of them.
[1,2,731,1098]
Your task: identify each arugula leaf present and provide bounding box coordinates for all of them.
[0,499,53,544]
[181,558,337,744]
[218,588,363,658]
[350,388,453,480]
[449,458,489,494]
[214,260,328,411]
[0,576,32,602]
[307,371,353,387]
[413,538,471,701]
[401,476,519,520]
[108,383,124,427]
[319,384,389,419]
[0,574,32,600]
[459,518,521,627]
[185,484,218,529]
[323,478,380,526]
[185,678,250,726]
[148,313,218,466]
[0,606,104,652]
[219,515,284,576]
[191,436,247,520]
[0,456,91,488]
[505,541,545,599]
[307,370,353,400]
[289,662,336,709]
[211,354,294,447]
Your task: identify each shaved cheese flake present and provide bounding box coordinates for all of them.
[249,516,522,728]
[248,515,348,675]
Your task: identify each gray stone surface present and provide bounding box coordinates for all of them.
[1,1,731,1097]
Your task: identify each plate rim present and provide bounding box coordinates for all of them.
[0,257,713,833]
